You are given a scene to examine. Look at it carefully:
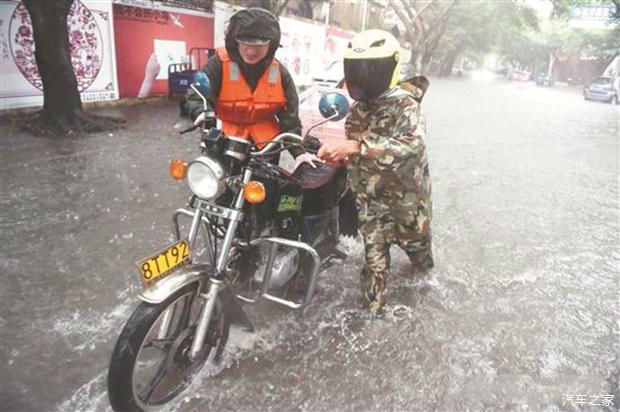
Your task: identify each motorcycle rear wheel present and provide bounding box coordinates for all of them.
[107,283,229,412]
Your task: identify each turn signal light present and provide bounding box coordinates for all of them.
[169,159,188,180]
[243,181,266,204]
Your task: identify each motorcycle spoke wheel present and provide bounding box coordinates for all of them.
[138,360,179,405]
[141,337,175,350]
[107,283,229,412]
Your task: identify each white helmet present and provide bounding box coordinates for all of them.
[343,29,401,101]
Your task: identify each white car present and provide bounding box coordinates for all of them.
[583,76,619,104]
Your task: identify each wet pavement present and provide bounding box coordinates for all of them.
[1,77,618,412]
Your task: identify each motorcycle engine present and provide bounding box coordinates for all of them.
[253,246,300,289]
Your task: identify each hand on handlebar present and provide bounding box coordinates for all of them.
[294,153,325,170]
[317,139,360,164]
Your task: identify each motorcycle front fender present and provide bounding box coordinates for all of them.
[138,264,211,304]
[138,264,254,331]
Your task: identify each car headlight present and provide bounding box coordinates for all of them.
[187,156,225,200]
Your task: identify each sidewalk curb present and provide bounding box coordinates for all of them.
[0,97,171,119]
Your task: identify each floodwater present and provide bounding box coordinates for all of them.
[1,77,618,411]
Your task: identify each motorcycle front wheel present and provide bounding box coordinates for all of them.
[107,283,229,412]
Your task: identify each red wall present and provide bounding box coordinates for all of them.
[113,5,214,97]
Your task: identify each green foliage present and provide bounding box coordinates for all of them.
[613,0,620,22]
[549,0,605,19]
[579,26,620,59]
[500,14,619,68]
[426,1,539,65]
[390,0,542,72]
[462,1,538,52]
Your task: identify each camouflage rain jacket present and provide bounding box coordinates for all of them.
[345,81,432,236]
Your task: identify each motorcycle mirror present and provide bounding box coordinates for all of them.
[191,71,210,96]
[318,92,349,122]
[189,72,211,113]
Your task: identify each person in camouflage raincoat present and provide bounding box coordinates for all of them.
[318,30,433,316]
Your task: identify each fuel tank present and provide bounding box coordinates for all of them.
[244,160,304,244]
[294,163,347,216]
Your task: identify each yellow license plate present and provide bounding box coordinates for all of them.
[137,239,191,284]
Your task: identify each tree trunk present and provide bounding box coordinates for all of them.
[439,49,458,77]
[419,3,455,75]
[298,0,313,19]
[248,0,276,13]
[23,0,81,126]
[275,0,292,15]
[547,53,556,79]
[408,44,423,74]
[420,50,433,74]
[22,0,123,136]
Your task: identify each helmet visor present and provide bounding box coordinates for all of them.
[344,57,397,102]
[236,36,271,46]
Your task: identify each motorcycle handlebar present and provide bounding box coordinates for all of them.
[251,133,304,157]
[180,124,199,134]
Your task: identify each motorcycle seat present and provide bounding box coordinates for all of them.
[292,162,338,190]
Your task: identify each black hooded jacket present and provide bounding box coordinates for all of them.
[187,8,302,150]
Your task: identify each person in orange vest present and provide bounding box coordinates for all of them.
[187,7,320,168]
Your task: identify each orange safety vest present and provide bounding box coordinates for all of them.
[216,48,287,146]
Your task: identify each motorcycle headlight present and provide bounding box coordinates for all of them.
[187,156,225,200]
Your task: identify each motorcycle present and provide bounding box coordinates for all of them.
[107,73,355,411]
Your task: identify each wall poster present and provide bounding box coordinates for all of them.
[112,1,214,98]
[0,0,119,110]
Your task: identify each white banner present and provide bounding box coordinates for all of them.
[213,0,237,48]
[0,0,119,110]
[276,16,326,87]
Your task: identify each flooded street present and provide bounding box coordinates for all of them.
[1,77,618,411]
